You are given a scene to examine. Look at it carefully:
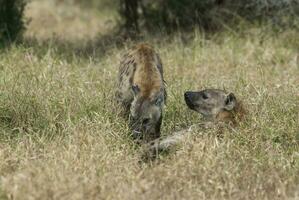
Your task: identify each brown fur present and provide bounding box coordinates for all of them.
[133,44,163,99]
[116,44,165,106]
[216,101,246,125]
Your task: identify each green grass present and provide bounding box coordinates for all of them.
[0,0,298,199]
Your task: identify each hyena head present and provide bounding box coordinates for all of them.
[130,85,165,142]
[184,89,238,121]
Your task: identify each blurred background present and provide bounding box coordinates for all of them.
[1,0,299,47]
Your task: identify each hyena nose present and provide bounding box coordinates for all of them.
[184,91,195,109]
[184,91,192,101]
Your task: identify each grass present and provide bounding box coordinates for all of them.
[0,0,298,199]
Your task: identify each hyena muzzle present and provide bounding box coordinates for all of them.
[116,43,166,142]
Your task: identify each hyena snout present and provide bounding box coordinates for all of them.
[139,117,152,133]
[184,91,200,110]
[131,115,162,142]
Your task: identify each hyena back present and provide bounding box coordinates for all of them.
[116,43,166,142]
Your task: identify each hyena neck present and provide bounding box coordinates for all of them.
[133,67,163,100]
[215,101,246,126]
[134,44,163,99]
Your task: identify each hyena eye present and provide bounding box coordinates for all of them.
[131,85,140,96]
[202,93,209,100]
[155,96,163,106]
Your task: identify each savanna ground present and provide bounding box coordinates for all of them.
[0,0,298,199]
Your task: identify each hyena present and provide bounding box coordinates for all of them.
[116,43,166,142]
[144,89,245,157]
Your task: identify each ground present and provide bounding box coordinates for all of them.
[0,0,298,199]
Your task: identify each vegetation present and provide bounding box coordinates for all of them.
[0,0,298,199]
[0,0,27,46]
[121,0,299,31]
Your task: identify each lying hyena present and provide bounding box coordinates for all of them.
[144,89,245,156]
[116,43,166,142]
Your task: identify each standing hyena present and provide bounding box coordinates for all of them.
[116,43,166,142]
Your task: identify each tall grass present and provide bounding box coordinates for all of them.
[0,0,298,199]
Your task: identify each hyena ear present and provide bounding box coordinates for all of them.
[224,93,237,111]
[131,85,140,96]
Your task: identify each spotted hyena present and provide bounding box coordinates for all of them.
[116,43,166,142]
[144,89,245,157]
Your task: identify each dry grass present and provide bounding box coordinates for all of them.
[0,0,298,199]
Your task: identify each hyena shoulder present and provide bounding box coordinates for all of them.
[116,43,165,106]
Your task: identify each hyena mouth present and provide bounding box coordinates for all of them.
[132,130,142,138]
[132,129,159,142]
[133,130,142,134]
